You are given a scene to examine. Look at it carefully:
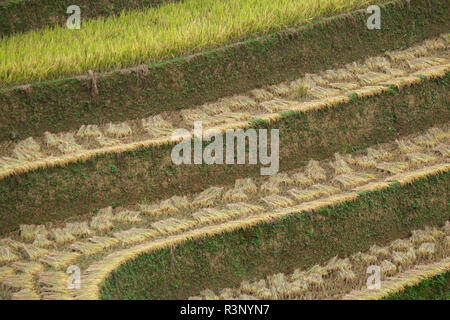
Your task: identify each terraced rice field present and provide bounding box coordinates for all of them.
[0,0,448,301]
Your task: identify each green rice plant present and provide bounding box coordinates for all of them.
[0,0,386,85]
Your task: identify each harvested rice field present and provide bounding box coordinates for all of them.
[0,0,448,305]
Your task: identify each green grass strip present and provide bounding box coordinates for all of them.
[0,0,388,85]
[384,271,450,300]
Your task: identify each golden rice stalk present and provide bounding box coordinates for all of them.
[0,156,24,171]
[367,147,391,160]
[337,269,357,283]
[380,260,397,277]
[329,82,359,91]
[323,68,355,82]
[113,228,158,245]
[226,202,264,216]
[77,125,103,138]
[224,189,248,202]
[193,208,232,224]
[357,72,392,85]
[261,195,294,209]
[64,222,91,236]
[413,133,441,148]
[13,137,42,161]
[218,288,236,300]
[287,80,309,98]
[392,251,412,268]
[268,83,291,96]
[311,184,340,196]
[57,141,82,154]
[21,244,48,260]
[345,62,370,74]
[351,86,387,98]
[45,132,81,153]
[202,103,231,116]
[11,288,40,300]
[33,233,53,248]
[444,221,450,235]
[0,273,34,289]
[384,68,407,76]
[38,271,72,300]
[89,236,119,250]
[379,76,421,89]
[308,86,341,99]
[330,154,353,174]
[96,135,119,146]
[260,98,297,113]
[350,252,378,266]
[192,187,223,208]
[288,188,321,202]
[39,251,81,270]
[376,162,409,174]
[411,230,436,244]
[139,201,173,217]
[0,266,15,281]
[269,173,294,186]
[260,181,280,194]
[221,96,258,112]
[424,226,445,240]
[70,241,105,256]
[334,172,375,188]
[347,155,377,169]
[95,206,113,219]
[50,228,76,244]
[423,38,447,51]
[0,246,19,263]
[412,64,450,80]
[428,127,449,141]
[326,256,352,272]
[170,195,191,210]
[0,238,24,250]
[151,218,196,234]
[407,57,448,71]
[407,153,437,165]
[365,56,391,72]
[105,122,132,138]
[249,89,274,102]
[240,279,267,295]
[444,236,450,250]
[12,261,44,274]
[20,224,47,241]
[417,242,436,260]
[390,239,412,252]
[142,115,173,137]
[286,279,309,297]
[397,139,421,153]
[433,144,450,157]
[369,245,390,259]
[291,172,313,186]
[112,210,141,223]
[90,216,113,232]
[305,160,326,181]
[44,131,62,147]
[240,279,273,300]
[305,73,329,85]
[303,272,324,288]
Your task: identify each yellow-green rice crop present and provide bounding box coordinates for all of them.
[0,0,386,85]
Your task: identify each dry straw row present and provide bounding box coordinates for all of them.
[189,222,450,300]
[0,35,448,181]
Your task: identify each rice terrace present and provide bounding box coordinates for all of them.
[0,0,449,308]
